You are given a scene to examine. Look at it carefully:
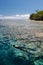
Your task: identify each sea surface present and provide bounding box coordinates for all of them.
[0,19,43,65]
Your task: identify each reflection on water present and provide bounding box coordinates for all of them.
[0,19,43,65]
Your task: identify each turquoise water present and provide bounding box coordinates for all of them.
[0,19,43,65]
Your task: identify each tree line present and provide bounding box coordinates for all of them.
[30,10,43,21]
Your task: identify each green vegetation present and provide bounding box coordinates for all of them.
[30,10,43,21]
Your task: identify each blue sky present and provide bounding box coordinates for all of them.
[0,0,43,15]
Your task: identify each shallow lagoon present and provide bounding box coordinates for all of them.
[0,19,43,65]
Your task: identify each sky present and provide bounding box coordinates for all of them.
[0,0,43,19]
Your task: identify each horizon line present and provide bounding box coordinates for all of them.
[0,14,30,19]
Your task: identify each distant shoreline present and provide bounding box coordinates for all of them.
[29,20,43,23]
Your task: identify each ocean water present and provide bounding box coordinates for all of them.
[0,19,43,65]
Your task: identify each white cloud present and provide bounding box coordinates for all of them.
[0,14,30,19]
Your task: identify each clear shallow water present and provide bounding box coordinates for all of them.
[0,19,43,65]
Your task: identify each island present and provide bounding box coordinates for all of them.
[30,10,43,21]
